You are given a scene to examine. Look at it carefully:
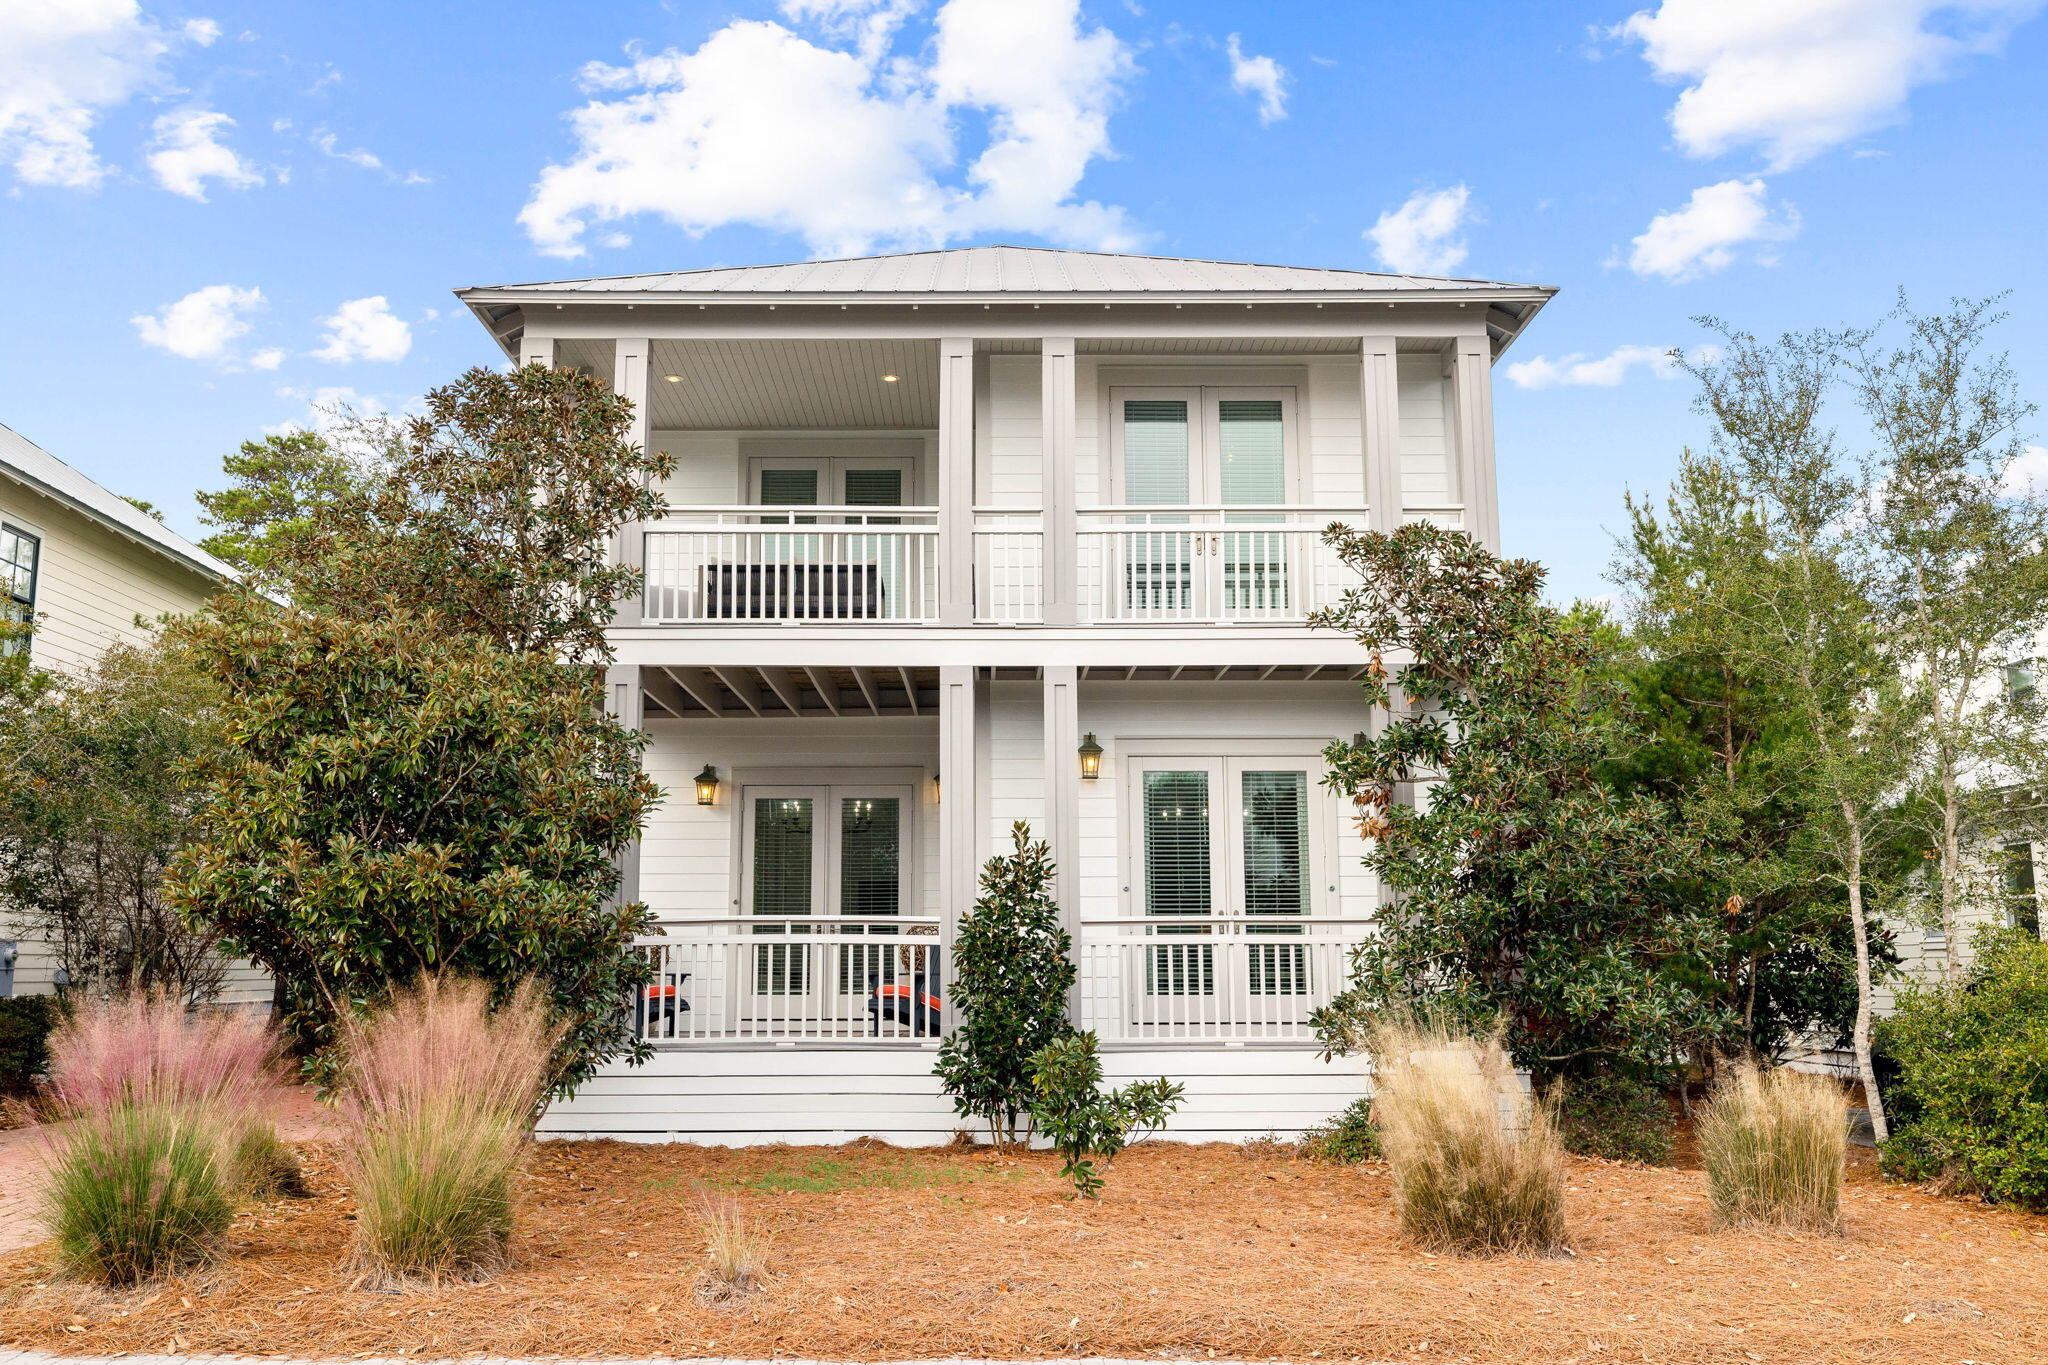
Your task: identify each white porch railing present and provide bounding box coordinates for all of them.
[634,916,945,1044]
[974,507,1043,623]
[643,507,939,624]
[1076,915,1367,1044]
[1076,507,1367,625]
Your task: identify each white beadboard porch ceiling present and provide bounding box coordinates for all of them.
[649,339,939,429]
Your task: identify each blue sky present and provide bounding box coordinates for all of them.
[2,0,2043,600]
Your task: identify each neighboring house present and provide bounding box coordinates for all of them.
[0,422,259,1001]
[455,245,1555,1143]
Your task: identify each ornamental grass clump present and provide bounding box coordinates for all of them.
[692,1189,769,1304]
[339,976,561,1285]
[40,991,288,1285]
[1368,1019,1565,1256]
[1698,1061,1844,1233]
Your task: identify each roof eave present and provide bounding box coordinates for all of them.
[0,464,235,586]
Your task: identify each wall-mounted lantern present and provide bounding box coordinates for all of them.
[694,764,720,806]
[1078,732,1104,781]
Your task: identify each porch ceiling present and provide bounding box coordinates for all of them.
[643,664,940,719]
[651,339,938,429]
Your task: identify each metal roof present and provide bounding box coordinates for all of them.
[459,245,1549,299]
[0,422,236,584]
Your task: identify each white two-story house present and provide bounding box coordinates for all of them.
[456,246,1554,1144]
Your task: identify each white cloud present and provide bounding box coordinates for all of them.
[145,107,261,200]
[1628,177,1799,281]
[311,128,381,171]
[249,347,285,371]
[1224,34,1287,124]
[1506,342,1723,389]
[131,283,264,362]
[0,0,218,189]
[2000,444,2048,497]
[519,0,1136,258]
[1615,0,2040,170]
[313,296,412,363]
[1365,185,1475,276]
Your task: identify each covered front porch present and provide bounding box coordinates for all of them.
[603,663,1378,1054]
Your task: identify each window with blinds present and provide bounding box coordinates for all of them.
[1122,400,1192,506]
[1143,771,1211,917]
[1217,400,1285,504]
[0,523,36,657]
[751,797,813,993]
[836,796,901,991]
[1243,769,1310,995]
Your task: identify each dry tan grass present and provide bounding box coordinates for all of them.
[0,1138,2045,1364]
[1700,1062,1847,1234]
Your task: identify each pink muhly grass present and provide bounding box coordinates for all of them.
[45,990,285,1120]
[338,976,563,1284]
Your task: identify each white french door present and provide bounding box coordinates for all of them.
[1126,757,1325,1024]
[1109,388,1298,619]
[738,783,915,1022]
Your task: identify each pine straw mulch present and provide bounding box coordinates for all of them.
[1,1137,2045,1365]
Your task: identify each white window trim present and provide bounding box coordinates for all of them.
[746,454,916,507]
[1115,747,1336,921]
[1106,385,1301,508]
[728,767,925,919]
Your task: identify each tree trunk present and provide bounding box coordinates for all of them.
[1844,802,1889,1144]
[1939,748,1963,983]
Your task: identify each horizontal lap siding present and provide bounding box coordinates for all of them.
[1397,355,1452,509]
[540,1047,1368,1145]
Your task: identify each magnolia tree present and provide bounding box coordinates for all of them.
[1308,522,1731,1088]
[171,365,674,1089]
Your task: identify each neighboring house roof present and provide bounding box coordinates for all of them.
[458,245,1553,299]
[0,421,236,584]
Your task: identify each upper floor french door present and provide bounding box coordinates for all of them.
[1106,387,1300,620]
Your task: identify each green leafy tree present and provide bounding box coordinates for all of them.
[1308,522,1731,1088]
[935,823,1075,1146]
[196,365,676,662]
[1846,296,2048,972]
[1026,1031,1182,1198]
[161,596,659,1090]
[0,639,229,1001]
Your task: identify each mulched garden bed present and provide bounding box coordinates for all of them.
[0,1136,2042,1365]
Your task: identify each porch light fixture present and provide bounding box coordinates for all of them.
[694,764,720,806]
[1077,733,1104,781]
[663,374,683,383]
[881,373,900,383]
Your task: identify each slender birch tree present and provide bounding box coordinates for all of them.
[1846,296,2048,977]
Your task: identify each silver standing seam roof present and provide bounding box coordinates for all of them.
[460,244,1550,297]
[0,422,236,584]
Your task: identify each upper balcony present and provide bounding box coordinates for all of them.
[454,245,1555,640]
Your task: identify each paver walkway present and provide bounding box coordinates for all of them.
[0,1090,341,1255]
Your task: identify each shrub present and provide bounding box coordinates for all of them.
[1877,928,2048,1206]
[692,1190,768,1303]
[339,976,561,1284]
[1027,1031,1183,1198]
[935,823,1075,1147]
[1301,1096,1380,1164]
[0,995,59,1095]
[38,992,284,1284]
[1368,1019,1565,1256]
[42,1102,235,1285]
[1697,1062,1844,1232]
[1553,1074,1673,1165]
[233,1124,311,1199]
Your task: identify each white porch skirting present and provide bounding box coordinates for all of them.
[538,1047,1369,1146]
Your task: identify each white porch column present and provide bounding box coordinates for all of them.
[938,337,976,626]
[1360,335,1402,534]
[938,666,980,948]
[1041,664,1080,942]
[1452,336,1500,550]
[614,338,651,626]
[519,333,555,368]
[1040,338,1078,626]
[604,665,644,910]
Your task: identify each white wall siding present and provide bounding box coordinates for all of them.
[541,1045,1370,1145]
[1397,355,1453,509]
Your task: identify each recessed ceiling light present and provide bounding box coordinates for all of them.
[881,374,900,383]
[663,374,683,383]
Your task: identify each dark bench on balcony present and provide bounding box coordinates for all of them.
[701,562,884,619]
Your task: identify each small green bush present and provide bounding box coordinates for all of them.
[1554,1074,1673,1165]
[1878,928,2048,1207]
[0,995,59,1095]
[1027,1030,1183,1198]
[1301,1097,1380,1163]
[44,1103,236,1285]
[1698,1062,1844,1232]
[233,1124,311,1199]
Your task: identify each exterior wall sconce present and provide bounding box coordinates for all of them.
[1078,733,1104,780]
[1352,731,1370,749]
[694,764,720,806]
